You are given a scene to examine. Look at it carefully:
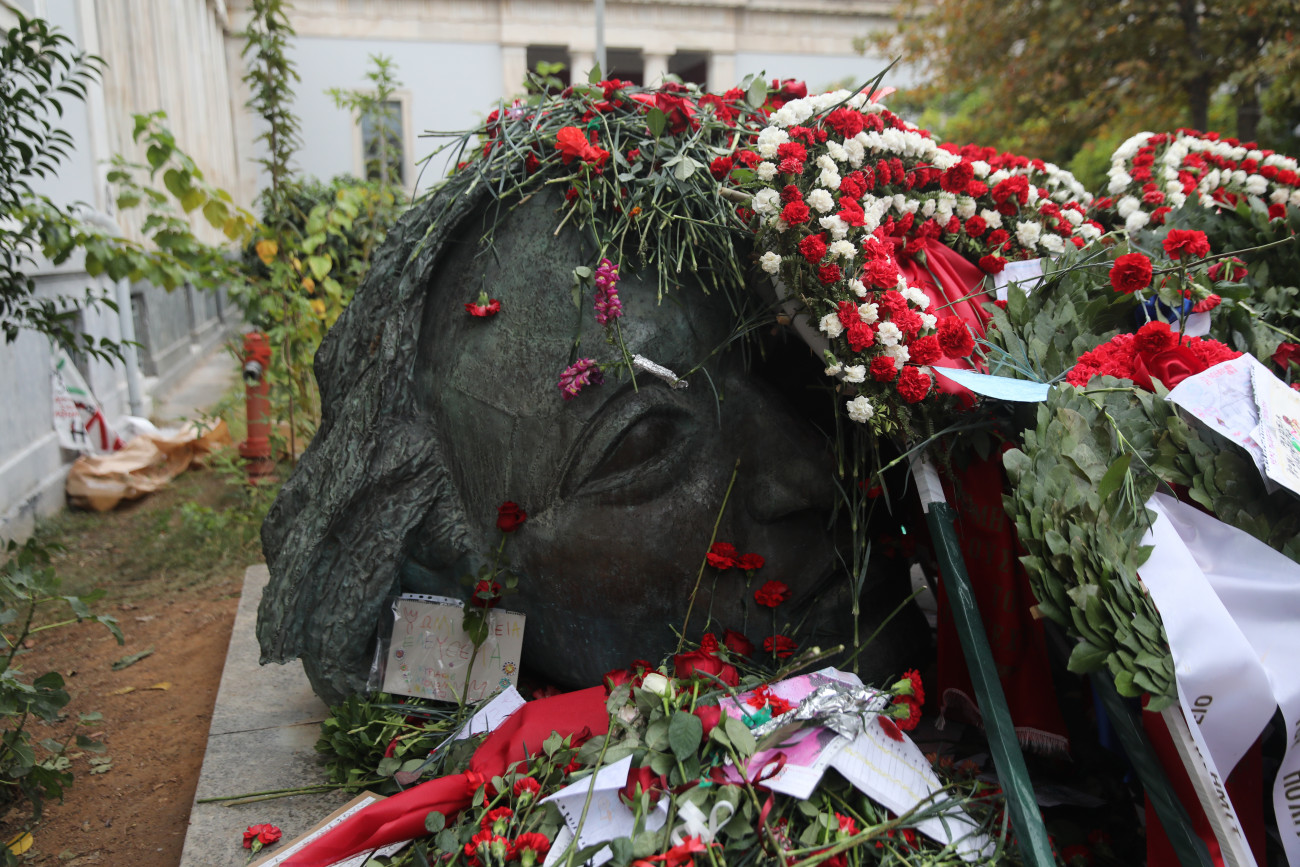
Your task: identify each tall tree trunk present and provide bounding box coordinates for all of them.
[1237,82,1261,142]
[1179,0,1211,131]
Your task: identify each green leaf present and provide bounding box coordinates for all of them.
[667,710,703,761]
[1097,453,1132,504]
[722,715,755,758]
[646,108,666,139]
[1066,640,1109,673]
[588,62,602,85]
[146,143,169,170]
[746,77,768,108]
[202,199,228,229]
[307,255,331,280]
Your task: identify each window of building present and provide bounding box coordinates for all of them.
[360,99,405,186]
[526,45,571,91]
[606,48,644,86]
[668,52,709,87]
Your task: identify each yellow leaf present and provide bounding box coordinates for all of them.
[109,686,135,696]
[310,299,327,319]
[147,682,171,691]
[255,239,278,266]
[301,277,316,292]
[6,832,32,855]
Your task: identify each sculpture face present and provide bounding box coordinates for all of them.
[400,192,925,686]
[259,184,927,705]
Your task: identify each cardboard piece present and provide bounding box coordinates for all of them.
[248,792,406,867]
[381,594,525,703]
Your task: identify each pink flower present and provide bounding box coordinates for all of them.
[557,358,604,400]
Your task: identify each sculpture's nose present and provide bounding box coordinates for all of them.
[731,389,838,524]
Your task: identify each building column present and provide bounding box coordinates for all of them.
[570,50,595,83]
[643,52,669,87]
[501,44,528,99]
[708,52,737,91]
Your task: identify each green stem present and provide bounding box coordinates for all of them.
[676,459,741,655]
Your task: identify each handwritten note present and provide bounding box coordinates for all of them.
[541,756,668,867]
[1167,356,1270,474]
[381,594,525,703]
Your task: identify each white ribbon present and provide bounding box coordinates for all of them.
[1152,494,1300,867]
[670,800,734,846]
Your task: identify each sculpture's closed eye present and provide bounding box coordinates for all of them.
[560,388,696,503]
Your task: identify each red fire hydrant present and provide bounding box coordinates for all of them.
[238,331,275,481]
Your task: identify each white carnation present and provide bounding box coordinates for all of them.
[1108,172,1133,194]
[1038,233,1065,255]
[843,138,865,168]
[759,251,782,274]
[1116,196,1141,218]
[843,364,866,384]
[756,126,789,158]
[971,160,991,178]
[1077,222,1102,242]
[1246,174,1268,196]
[826,140,848,163]
[921,198,937,218]
[808,188,836,214]
[756,162,778,182]
[1015,221,1041,249]
[819,214,849,240]
[848,279,868,298]
[877,321,903,347]
[752,188,780,216]
[932,150,960,171]
[901,285,930,309]
[858,301,879,323]
[989,169,1011,185]
[956,197,978,220]
[846,395,874,423]
[819,313,844,338]
[919,312,937,330]
[825,362,843,377]
[819,168,842,190]
[829,239,856,260]
[883,344,910,364]
[1064,209,1083,227]
[979,208,1003,229]
[1124,210,1150,232]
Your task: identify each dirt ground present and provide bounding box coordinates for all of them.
[3,464,263,865]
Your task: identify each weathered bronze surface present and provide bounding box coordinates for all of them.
[258,177,927,704]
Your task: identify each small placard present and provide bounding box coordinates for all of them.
[381,594,525,703]
[1252,362,1300,497]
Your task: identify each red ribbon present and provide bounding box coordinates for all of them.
[282,687,610,866]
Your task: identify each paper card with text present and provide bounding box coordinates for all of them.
[1251,363,1300,497]
[381,594,525,703]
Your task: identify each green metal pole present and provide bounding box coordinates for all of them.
[924,499,1055,867]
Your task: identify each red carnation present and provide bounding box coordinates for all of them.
[780,184,803,204]
[863,257,901,289]
[818,264,843,285]
[940,162,974,194]
[896,366,932,403]
[825,107,866,138]
[243,824,283,850]
[937,317,976,358]
[1162,229,1211,260]
[465,298,502,317]
[870,356,899,381]
[964,215,988,237]
[1109,253,1153,294]
[781,200,811,224]
[847,322,875,352]
[707,542,738,569]
[1207,257,1248,283]
[987,228,1010,248]
[754,579,791,608]
[763,634,798,658]
[497,501,527,532]
[1191,294,1222,314]
[837,300,861,328]
[736,552,765,572]
[978,255,1006,275]
[709,155,733,180]
[908,334,942,366]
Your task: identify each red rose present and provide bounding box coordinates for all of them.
[797,233,827,264]
[978,255,1006,275]
[846,322,875,352]
[1272,342,1299,371]
[621,765,666,805]
[1162,228,1211,260]
[870,356,898,381]
[754,579,791,608]
[674,649,739,686]
[706,541,738,569]
[692,704,723,736]
[1141,344,1203,389]
[497,501,527,532]
[937,317,976,358]
[603,667,633,694]
[907,334,942,366]
[723,629,755,658]
[470,579,502,608]
[763,634,798,658]
[896,366,932,403]
[1108,253,1153,294]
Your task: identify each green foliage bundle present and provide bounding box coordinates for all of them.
[0,539,121,856]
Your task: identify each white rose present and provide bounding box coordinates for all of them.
[846,395,874,423]
[641,672,672,696]
[819,313,844,338]
[759,251,782,274]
